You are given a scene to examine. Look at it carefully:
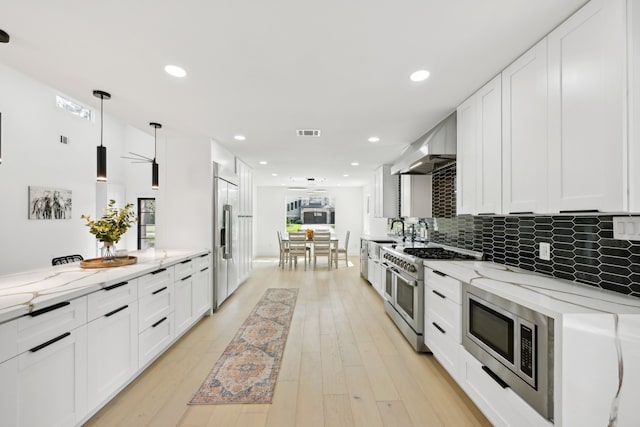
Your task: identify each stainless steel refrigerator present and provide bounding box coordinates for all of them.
[213,162,239,310]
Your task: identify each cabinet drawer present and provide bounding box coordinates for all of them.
[425,315,460,381]
[138,283,174,332]
[138,267,174,297]
[17,296,87,354]
[425,268,462,304]
[0,318,18,363]
[174,258,195,280]
[139,312,174,368]
[193,254,211,273]
[88,279,138,321]
[425,284,460,342]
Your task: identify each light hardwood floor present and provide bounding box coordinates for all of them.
[84,257,490,427]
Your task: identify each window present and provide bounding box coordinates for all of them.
[56,95,92,121]
[285,196,335,232]
[138,198,156,249]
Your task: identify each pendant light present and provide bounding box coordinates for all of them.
[93,90,111,182]
[150,122,162,190]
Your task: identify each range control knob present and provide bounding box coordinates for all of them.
[408,265,417,273]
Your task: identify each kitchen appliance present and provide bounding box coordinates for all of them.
[213,162,239,310]
[381,244,481,352]
[390,112,457,175]
[360,239,368,280]
[462,283,554,420]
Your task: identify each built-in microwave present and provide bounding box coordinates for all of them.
[462,283,554,421]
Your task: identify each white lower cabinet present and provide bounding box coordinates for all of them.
[460,349,552,427]
[87,301,138,410]
[367,258,384,297]
[174,274,194,336]
[0,325,88,427]
[139,313,174,368]
[193,257,212,317]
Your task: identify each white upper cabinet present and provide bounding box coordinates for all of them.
[502,39,549,214]
[456,75,502,215]
[456,97,477,214]
[400,174,432,218]
[547,0,627,213]
[373,165,398,218]
[475,75,503,215]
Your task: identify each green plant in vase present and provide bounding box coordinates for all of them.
[82,199,136,261]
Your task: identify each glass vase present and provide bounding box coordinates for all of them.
[101,241,116,262]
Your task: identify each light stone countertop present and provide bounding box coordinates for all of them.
[423,260,640,316]
[0,248,210,324]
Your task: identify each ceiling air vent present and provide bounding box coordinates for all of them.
[296,129,321,137]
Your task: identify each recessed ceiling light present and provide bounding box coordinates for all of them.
[272,173,278,176]
[351,162,359,166]
[368,136,380,143]
[259,161,267,165]
[233,135,246,141]
[343,174,349,177]
[410,69,430,82]
[164,64,187,78]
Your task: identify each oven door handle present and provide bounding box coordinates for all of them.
[389,268,417,287]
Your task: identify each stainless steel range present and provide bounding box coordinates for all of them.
[381,243,482,352]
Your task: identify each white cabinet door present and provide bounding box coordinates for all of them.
[87,302,138,411]
[457,95,477,214]
[548,0,627,212]
[502,39,549,214]
[373,165,397,218]
[193,266,211,317]
[475,74,502,215]
[400,175,432,218]
[174,275,194,336]
[2,325,88,427]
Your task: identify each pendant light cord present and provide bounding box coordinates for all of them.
[154,126,157,161]
[100,96,104,148]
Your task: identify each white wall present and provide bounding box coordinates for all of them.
[0,63,126,273]
[255,186,363,257]
[0,62,212,274]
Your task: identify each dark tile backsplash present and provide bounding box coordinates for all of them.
[432,163,456,218]
[428,165,640,298]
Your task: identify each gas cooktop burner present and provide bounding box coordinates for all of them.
[403,247,478,260]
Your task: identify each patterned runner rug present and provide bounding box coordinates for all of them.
[190,288,299,404]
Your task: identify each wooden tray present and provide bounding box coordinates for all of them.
[80,256,137,269]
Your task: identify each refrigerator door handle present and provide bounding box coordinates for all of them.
[223,204,232,259]
[228,204,233,259]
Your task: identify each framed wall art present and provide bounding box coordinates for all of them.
[28,186,72,220]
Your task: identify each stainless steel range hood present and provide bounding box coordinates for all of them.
[391,112,456,175]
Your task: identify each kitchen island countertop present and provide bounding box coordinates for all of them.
[0,248,209,323]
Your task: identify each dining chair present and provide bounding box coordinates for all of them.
[312,231,332,270]
[276,231,289,268]
[288,231,308,270]
[333,230,350,268]
[51,254,84,266]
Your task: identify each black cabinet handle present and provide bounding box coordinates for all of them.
[432,270,446,277]
[199,254,208,258]
[152,317,167,328]
[29,332,71,352]
[432,322,445,334]
[432,290,446,299]
[104,281,128,291]
[181,275,192,281]
[200,267,209,272]
[559,209,599,213]
[29,301,70,317]
[509,211,533,215]
[105,305,128,317]
[482,366,509,389]
[152,286,168,295]
[180,259,192,264]
[151,268,167,275]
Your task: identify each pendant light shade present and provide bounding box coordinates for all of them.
[93,90,111,182]
[150,122,162,190]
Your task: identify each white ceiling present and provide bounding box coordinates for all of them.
[0,0,586,187]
